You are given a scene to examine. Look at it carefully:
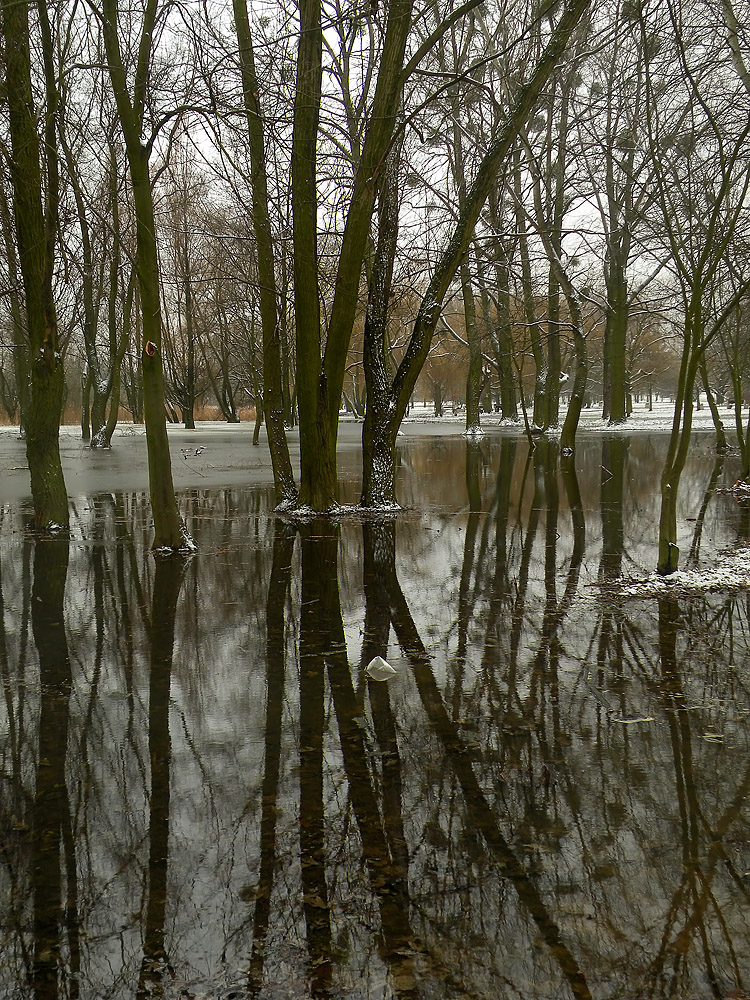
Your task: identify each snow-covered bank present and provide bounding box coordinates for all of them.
[397,398,729,434]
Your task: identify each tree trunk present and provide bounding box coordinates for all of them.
[700,356,727,453]
[461,260,483,434]
[514,147,547,428]
[293,0,415,509]
[292,0,333,510]
[2,0,68,529]
[101,0,190,550]
[362,137,401,508]
[486,195,518,420]
[233,0,297,503]
[559,304,588,454]
[0,177,30,435]
[657,328,701,575]
[605,262,629,424]
[359,0,591,508]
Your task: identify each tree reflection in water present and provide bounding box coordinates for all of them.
[137,558,184,1000]
[1,434,750,998]
[29,537,77,1000]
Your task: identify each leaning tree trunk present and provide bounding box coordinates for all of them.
[657,328,701,575]
[700,356,727,453]
[360,0,591,508]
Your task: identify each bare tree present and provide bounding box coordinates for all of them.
[638,0,750,573]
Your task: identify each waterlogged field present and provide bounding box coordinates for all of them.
[2,427,750,999]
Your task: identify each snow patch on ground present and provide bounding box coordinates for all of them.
[598,545,750,599]
[398,399,727,435]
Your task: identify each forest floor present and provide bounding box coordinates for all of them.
[0,399,728,504]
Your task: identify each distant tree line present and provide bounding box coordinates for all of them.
[1,0,749,570]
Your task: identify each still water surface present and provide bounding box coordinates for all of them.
[2,432,750,1000]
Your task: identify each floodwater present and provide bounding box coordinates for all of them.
[2,430,750,1000]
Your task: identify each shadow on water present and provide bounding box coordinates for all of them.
[2,432,750,998]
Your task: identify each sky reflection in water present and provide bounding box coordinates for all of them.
[2,432,750,1000]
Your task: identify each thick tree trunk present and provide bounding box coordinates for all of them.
[362,138,401,508]
[559,312,588,454]
[0,179,30,435]
[2,0,68,529]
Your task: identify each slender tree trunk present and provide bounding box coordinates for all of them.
[449,88,483,435]
[58,85,108,444]
[487,193,518,420]
[132,153,189,547]
[233,0,297,503]
[700,356,727,453]
[514,147,547,427]
[605,261,629,424]
[292,0,334,510]
[182,256,196,430]
[461,260,483,434]
[657,317,701,575]
[101,0,190,549]
[98,175,134,448]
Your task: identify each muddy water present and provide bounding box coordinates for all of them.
[2,432,750,999]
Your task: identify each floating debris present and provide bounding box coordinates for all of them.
[365,655,397,681]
